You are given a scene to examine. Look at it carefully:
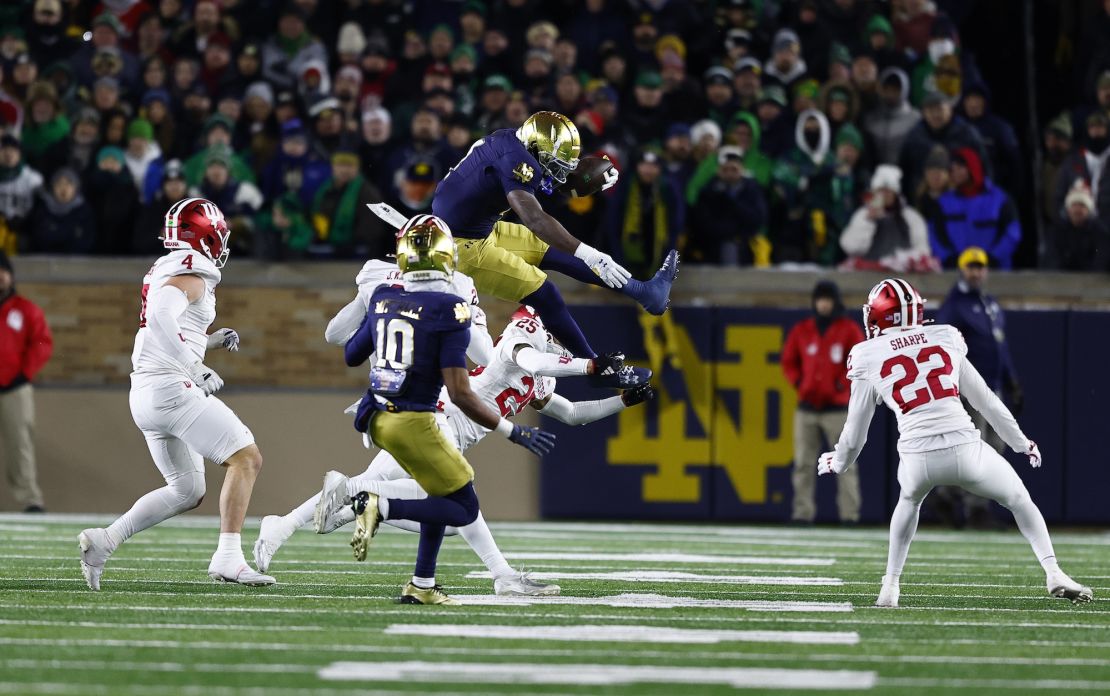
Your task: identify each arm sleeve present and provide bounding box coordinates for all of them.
[344,312,376,367]
[325,294,370,346]
[439,327,470,369]
[513,345,592,377]
[20,303,53,380]
[535,392,625,426]
[467,321,493,366]
[831,378,879,472]
[839,209,875,256]
[959,356,1028,452]
[145,285,196,366]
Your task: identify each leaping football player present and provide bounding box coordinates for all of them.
[819,278,1092,607]
[326,215,557,605]
[430,110,678,377]
[256,304,654,595]
[79,198,274,589]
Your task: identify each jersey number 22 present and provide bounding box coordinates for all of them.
[881,346,960,414]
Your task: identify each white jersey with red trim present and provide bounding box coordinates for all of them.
[846,323,975,451]
[130,249,221,378]
[355,259,478,308]
[440,337,557,452]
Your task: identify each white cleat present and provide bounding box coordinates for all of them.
[494,570,561,597]
[1047,570,1093,604]
[314,470,352,534]
[875,575,900,608]
[207,561,276,586]
[252,515,290,574]
[77,528,112,591]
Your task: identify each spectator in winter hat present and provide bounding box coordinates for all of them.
[914,144,950,221]
[474,74,511,133]
[703,66,737,129]
[789,0,830,81]
[819,81,859,135]
[687,144,769,267]
[959,80,1022,197]
[606,145,683,279]
[336,22,366,66]
[691,119,723,161]
[459,1,487,46]
[199,32,237,99]
[1045,182,1110,271]
[732,57,761,112]
[391,157,440,215]
[309,147,387,260]
[723,27,753,64]
[30,166,96,253]
[428,24,455,62]
[260,118,331,210]
[764,28,807,91]
[828,43,853,83]
[235,42,263,89]
[626,71,667,143]
[526,21,559,52]
[0,135,44,245]
[141,56,168,92]
[91,76,122,115]
[28,0,79,68]
[792,78,820,114]
[864,67,920,165]
[123,117,163,202]
[74,13,139,89]
[359,107,392,190]
[70,107,102,173]
[182,114,255,187]
[192,145,263,254]
[755,85,793,157]
[841,164,933,271]
[85,145,138,253]
[663,122,695,189]
[930,146,1021,269]
[1040,113,1073,229]
[20,80,69,178]
[898,91,987,198]
[261,3,328,91]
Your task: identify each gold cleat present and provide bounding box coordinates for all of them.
[399,581,460,606]
[349,492,381,562]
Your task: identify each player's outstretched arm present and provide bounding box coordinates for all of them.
[466,306,493,365]
[958,358,1030,455]
[507,189,630,288]
[325,295,369,346]
[532,384,655,426]
[818,379,878,475]
[512,344,592,377]
[343,312,376,367]
[443,365,555,456]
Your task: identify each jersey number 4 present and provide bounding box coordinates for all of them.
[881,346,960,414]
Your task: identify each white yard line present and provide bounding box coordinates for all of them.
[464,570,844,585]
[451,593,853,612]
[502,551,834,565]
[383,623,860,645]
[881,677,1110,691]
[0,682,488,696]
[317,661,878,689]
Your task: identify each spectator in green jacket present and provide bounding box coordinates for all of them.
[183,114,255,186]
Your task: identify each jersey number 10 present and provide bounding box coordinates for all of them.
[881,346,960,414]
[375,318,414,369]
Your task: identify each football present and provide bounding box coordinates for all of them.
[559,155,619,198]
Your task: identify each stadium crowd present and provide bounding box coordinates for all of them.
[0,0,1105,271]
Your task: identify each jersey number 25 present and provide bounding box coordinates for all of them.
[881,346,960,414]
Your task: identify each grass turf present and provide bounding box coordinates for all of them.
[0,514,1108,695]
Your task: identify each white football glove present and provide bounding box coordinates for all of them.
[600,166,620,192]
[206,328,240,352]
[186,360,224,396]
[574,243,632,289]
[817,451,846,476]
[1026,440,1042,468]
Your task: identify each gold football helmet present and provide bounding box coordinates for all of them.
[396,214,456,282]
[516,111,581,184]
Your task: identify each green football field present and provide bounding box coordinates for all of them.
[0,514,1108,695]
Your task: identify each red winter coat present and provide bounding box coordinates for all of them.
[782,315,865,411]
[0,293,53,390]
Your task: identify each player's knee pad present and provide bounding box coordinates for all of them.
[168,471,206,511]
[445,482,480,527]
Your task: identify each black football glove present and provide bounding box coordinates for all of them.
[621,383,657,406]
[508,424,557,456]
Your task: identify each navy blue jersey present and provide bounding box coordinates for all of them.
[431,129,543,239]
[345,285,472,429]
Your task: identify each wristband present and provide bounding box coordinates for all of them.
[494,418,514,438]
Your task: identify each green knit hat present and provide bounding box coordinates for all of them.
[835,123,863,151]
[127,118,154,141]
